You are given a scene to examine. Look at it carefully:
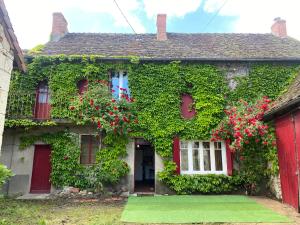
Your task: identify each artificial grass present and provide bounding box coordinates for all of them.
[121,195,291,224]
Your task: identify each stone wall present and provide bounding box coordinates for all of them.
[0,23,14,152]
[0,125,99,195]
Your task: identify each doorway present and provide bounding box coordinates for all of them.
[30,145,52,193]
[134,139,155,192]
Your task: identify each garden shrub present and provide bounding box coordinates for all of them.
[0,164,13,188]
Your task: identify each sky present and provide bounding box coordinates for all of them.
[4,0,300,49]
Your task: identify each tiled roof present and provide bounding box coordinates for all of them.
[266,73,300,118]
[42,33,300,60]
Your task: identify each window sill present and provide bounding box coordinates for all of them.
[180,171,228,175]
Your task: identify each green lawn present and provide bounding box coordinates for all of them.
[121,195,291,224]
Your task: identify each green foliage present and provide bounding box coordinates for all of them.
[129,62,227,157]
[19,131,84,187]
[5,119,56,129]
[85,134,129,190]
[9,55,300,193]
[19,131,130,190]
[230,64,300,102]
[0,164,13,188]
[70,81,137,134]
[28,44,45,54]
[159,162,242,194]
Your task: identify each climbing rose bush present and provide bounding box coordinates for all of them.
[211,97,276,152]
[70,80,137,135]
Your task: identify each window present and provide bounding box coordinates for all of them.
[80,135,100,165]
[180,140,227,174]
[111,71,130,99]
[77,79,88,95]
[34,81,51,119]
[37,82,50,103]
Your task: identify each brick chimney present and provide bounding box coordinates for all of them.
[156,14,167,41]
[271,17,287,38]
[50,12,68,41]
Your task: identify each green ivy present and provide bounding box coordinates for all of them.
[5,119,56,129]
[9,56,300,192]
[19,131,85,187]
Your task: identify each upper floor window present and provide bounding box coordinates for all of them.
[77,79,88,95]
[35,81,51,120]
[180,140,227,174]
[80,135,100,165]
[111,71,130,100]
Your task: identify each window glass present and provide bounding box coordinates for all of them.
[80,135,100,165]
[215,142,223,171]
[180,149,188,171]
[193,149,200,171]
[122,72,130,97]
[112,72,120,99]
[180,141,189,171]
[37,83,49,103]
[111,71,130,100]
[203,142,211,171]
[180,141,188,149]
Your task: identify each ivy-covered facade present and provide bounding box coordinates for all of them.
[1,13,300,196]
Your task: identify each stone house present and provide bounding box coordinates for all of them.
[0,0,25,150]
[1,12,300,196]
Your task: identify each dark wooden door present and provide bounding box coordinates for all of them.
[35,82,51,120]
[30,145,52,193]
[275,114,299,211]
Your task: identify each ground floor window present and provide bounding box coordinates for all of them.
[80,135,100,165]
[180,140,227,174]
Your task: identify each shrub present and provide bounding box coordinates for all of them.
[0,164,13,187]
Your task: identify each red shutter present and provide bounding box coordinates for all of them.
[181,94,196,119]
[225,139,233,176]
[173,136,180,174]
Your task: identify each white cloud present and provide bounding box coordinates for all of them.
[142,0,202,18]
[203,0,300,40]
[4,0,145,49]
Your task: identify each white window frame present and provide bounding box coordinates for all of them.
[180,140,227,175]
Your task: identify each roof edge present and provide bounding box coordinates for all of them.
[264,98,300,121]
[26,54,300,63]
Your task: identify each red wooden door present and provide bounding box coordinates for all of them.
[34,82,51,120]
[275,114,299,210]
[30,145,52,193]
[294,110,300,179]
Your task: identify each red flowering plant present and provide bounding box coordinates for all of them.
[211,96,275,152]
[69,80,137,135]
[211,97,278,194]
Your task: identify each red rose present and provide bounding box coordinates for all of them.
[90,99,94,106]
[95,106,100,111]
[69,106,75,110]
[97,121,101,128]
